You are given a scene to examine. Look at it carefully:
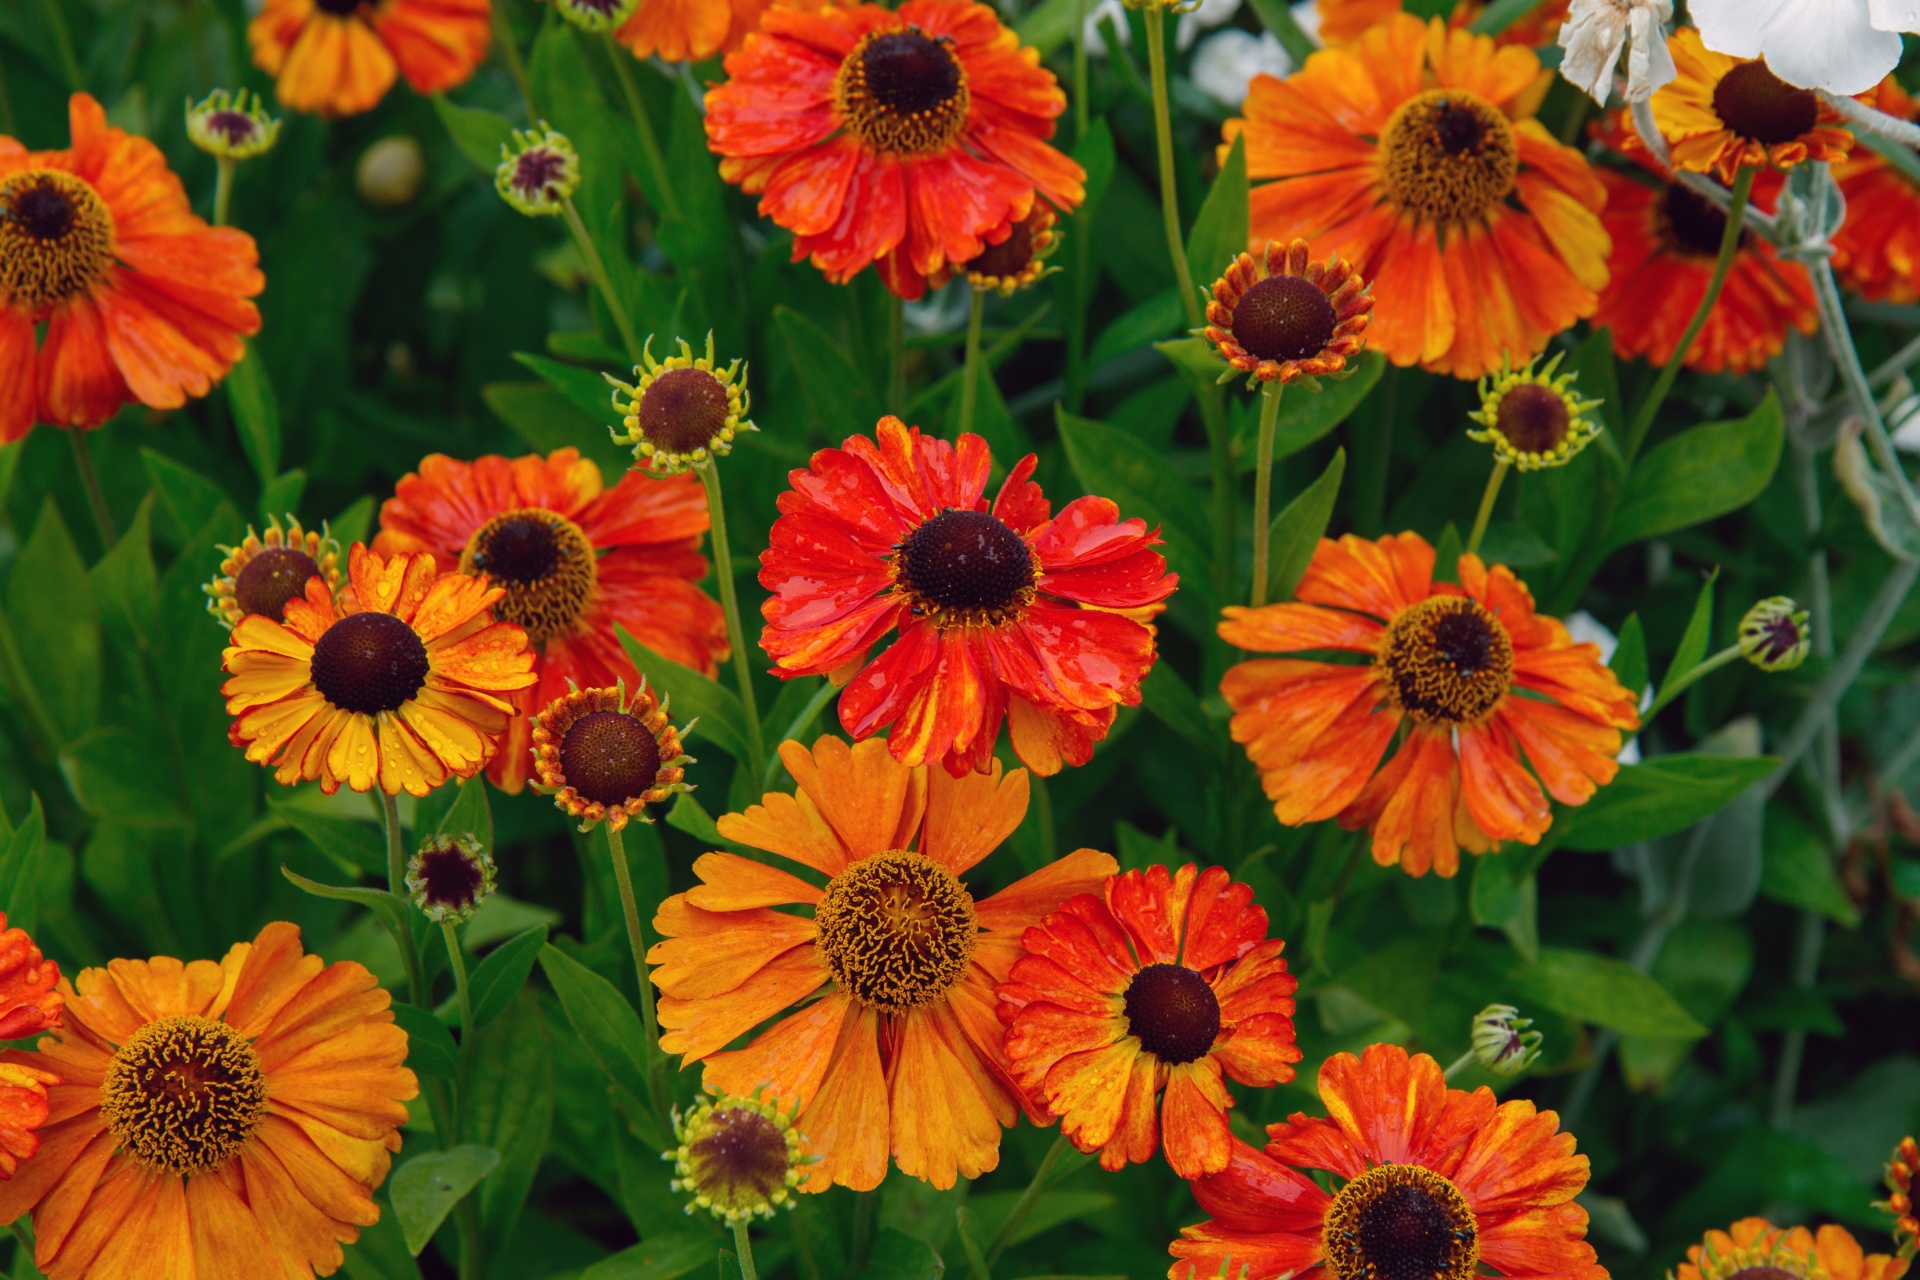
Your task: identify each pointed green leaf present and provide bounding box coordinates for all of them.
[390,1144,500,1255]
[1607,394,1784,550]
[388,1001,460,1080]
[226,344,282,485]
[1186,134,1248,290]
[1511,947,1707,1039]
[466,923,549,1030]
[1555,754,1778,851]
[1267,448,1346,602]
[6,499,100,744]
[774,305,882,443]
[433,94,514,172]
[616,625,747,764]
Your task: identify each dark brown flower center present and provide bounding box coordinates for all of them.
[510,148,570,200]
[1378,90,1518,224]
[311,611,431,715]
[459,508,597,647]
[1712,60,1818,146]
[968,216,1039,280]
[639,367,732,456]
[1494,384,1571,455]
[895,508,1035,624]
[414,838,488,914]
[687,1108,791,1204]
[99,1015,268,1177]
[1378,596,1514,724]
[0,169,115,310]
[815,850,977,1011]
[1726,1268,1801,1280]
[1232,275,1339,363]
[559,710,662,807]
[234,547,321,622]
[315,0,365,15]
[1122,963,1220,1065]
[205,110,262,145]
[1325,1164,1479,1280]
[835,27,971,156]
[1659,182,1747,257]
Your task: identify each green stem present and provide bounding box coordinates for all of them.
[561,196,641,363]
[1623,165,1754,464]
[213,157,236,228]
[1769,906,1826,1126]
[985,1131,1072,1267]
[1811,253,1920,532]
[959,289,985,440]
[888,294,907,416]
[35,0,82,92]
[605,823,660,1061]
[699,465,768,784]
[1465,457,1510,559]
[1646,643,1742,720]
[733,1220,761,1280]
[1442,1050,1477,1081]
[1143,6,1202,330]
[492,3,536,119]
[1248,383,1284,606]
[68,429,116,549]
[383,791,406,898]
[850,1188,875,1273]
[605,34,681,221]
[441,920,476,1078]
[1204,386,1237,605]
[1072,0,1090,143]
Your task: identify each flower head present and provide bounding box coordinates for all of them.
[1739,597,1812,671]
[669,1090,810,1224]
[1557,0,1675,104]
[551,0,641,33]
[406,833,497,924]
[1171,1043,1600,1280]
[1831,79,1920,306]
[1468,354,1603,470]
[530,680,692,832]
[953,208,1061,296]
[1470,1002,1543,1075]
[1677,1219,1910,1280]
[612,0,778,63]
[0,913,62,1181]
[1689,0,1918,95]
[0,923,417,1278]
[206,515,342,630]
[649,735,1118,1191]
[997,863,1300,1178]
[1220,533,1640,877]
[1202,239,1373,388]
[704,1,1084,299]
[609,334,756,475]
[249,0,490,116]
[1651,29,1854,183]
[222,544,538,797]
[0,94,263,443]
[186,88,282,161]
[760,416,1177,778]
[495,125,581,217]
[375,447,727,792]
[1877,1136,1919,1260]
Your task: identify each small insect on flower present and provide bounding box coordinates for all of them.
[205,515,342,630]
[1467,355,1605,471]
[495,125,581,218]
[667,1090,811,1225]
[1201,239,1373,389]
[1470,1002,1544,1076]
[1739,597,1812,672]
[530,679,694,832]
[406,833,497,925]
[608,334,755,475]
[186,88,282,162]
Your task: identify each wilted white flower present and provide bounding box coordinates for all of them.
[1690,0,1920,95]
[1557,0,1676,105]
[1191,28,1292,107]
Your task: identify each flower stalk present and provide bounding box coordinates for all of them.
[560,197,642,364]
[1144,5,1202,331]
[1249,383,1285,606]
[699,465,768,785]
[959,289,985,442]
[1466,458,1511,559]
[604,34,680,221]
[733,1221,761,1280]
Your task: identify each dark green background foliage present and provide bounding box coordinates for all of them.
[0,1,1917,1278]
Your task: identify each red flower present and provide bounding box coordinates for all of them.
[704,0,1084,299]
[759,416,1176,778]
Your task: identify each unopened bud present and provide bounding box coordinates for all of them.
[551,0,639,31]
[186,89,281,162]
[495,125,580,218]
[1739,597,1812,672]
[405,834,496,924]
[1471,1003,1543,1076]
[667,1090,810,1225]
[356,136,424,210]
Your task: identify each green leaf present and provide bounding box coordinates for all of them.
[462,990,554,1257]
[616,625,748,764]
[1087,291,1184,370]
[580,1235,717,1280]
[665,792,727,848]
[389,1001,460,1079]
[1606,393,1784,550]
[1471,0,1550,33]
[1267,448,1346,602]
[282,866,416,949]
[1610,614,1649,698]
[1186,134,1248,290]
[389,1144,499,1254]
[861,1228,945,1280]
[333,495,376,549]
[1056,408,1213,614]
[1651,569,1719,716]
[1470,856,1539,962]
[5,499,100,744]
[482,381,632,480]
[226,343,282,485]
[58,727,190,829]
[1015,0,1080,57]
[1257,352,1387,463]
[1762,807,1860,925]
[515,351,621,420]
[141,449,230,546]
[436,777,493,853]
[1555,754,1777,851]
[272,803,387,876]
[467,923,549,1030]
[433,93,513,172]
[0,797,46,935]
[775,304,883,443]
[1474,523,1558,568]
[537,944,652,1105]
[90,496,159,652]
[1141,663,1221,763]
[1511,947,1708,1038]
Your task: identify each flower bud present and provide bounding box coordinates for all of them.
[186,89,281,162]
[1470,1003,1543,1076]
[1468,355,1604,472]
[405,834,496,924]
[1738,597,1811,672]
[495,125,580,218]
[356,136,424,210]
[550,0,639,32]
[608,333,756,475]
[1878,1135,1920,1260]
[667,1091,809,1225]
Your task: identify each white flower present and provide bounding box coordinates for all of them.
[1690,0,1920,95]
[1190,29,1293,107]
[1557,0,1675,105]
[1177,0,1244,49]
[1083,0,1131,56]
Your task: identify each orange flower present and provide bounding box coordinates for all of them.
[374,448,727,792]
[1592,118,1815,374]
[759,416,1177,779]
[705,0,1086,299]
[1317,0,1568,46]
[1676,1219,1909,1280]
[615,0,773,62]
[223,543,538,796]
[648,735,1118,1191]
[1169,1042,1600,1280]
[0,913,62,1181]
[0,923,417,1279]
[0,94,263,443]
[1832,79,1920,305]
[1651,29,1854,184]
[250,0,491,118]
[996,863,1300,1179]
[1229,14,1609,379]
[1219,533,1640,877]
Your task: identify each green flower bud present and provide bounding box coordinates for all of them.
[1739,597,1812,672]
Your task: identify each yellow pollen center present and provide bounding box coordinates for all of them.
[1324,1163,1479,1280]
[834,27,972,156]
[458,508,597,647]
[1377,90,1518,225]
[814,850,977,1012]
[0,169,115,311]
[99,1015,268,1177]
[1377,595,1515,724]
